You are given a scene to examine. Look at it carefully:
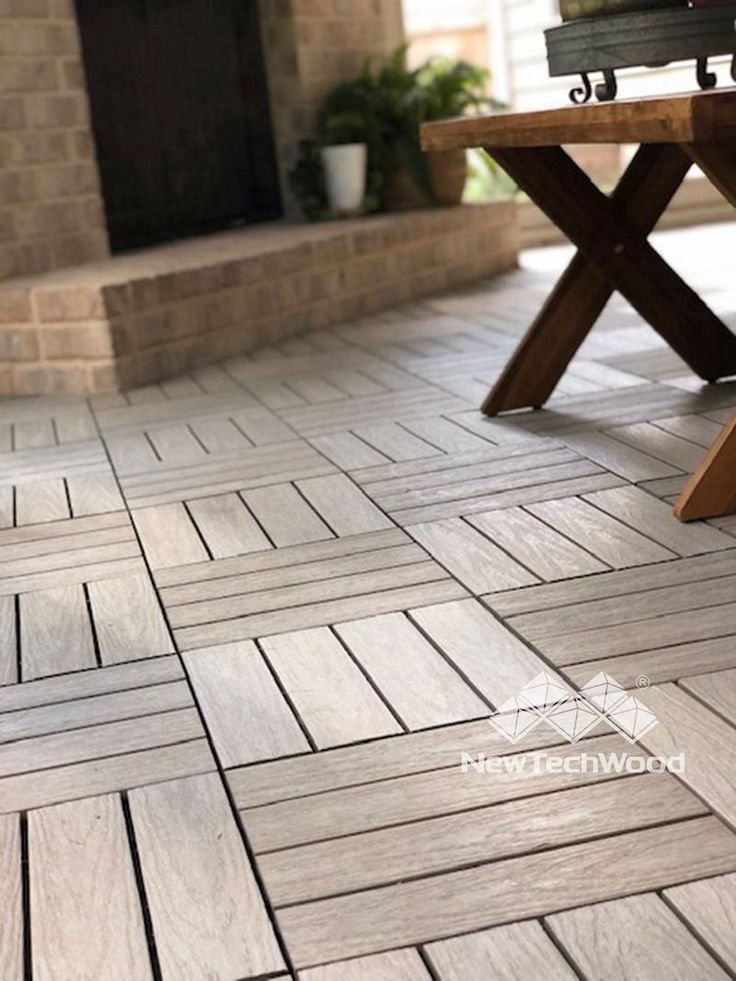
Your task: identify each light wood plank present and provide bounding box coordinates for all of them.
[29,794,151,981]
[299,949,431,981]
[183,641,310,767]
[0,485,13,528]
[585,485,734,556]
[408,518,539,593]
[0,709,202,778]
[352,423,440,462]
[261,774,703,906]
[467,507,608,580]
[336,613,488,729]
[229,715,570,810]
[0,680,191,743]
[161,543,426,608]
[425,921,576,981]
[66,471,125,517]
[681,669,736,726]
[0,813,22,980]
[537,602,736,665]
[188,416,249,453]
[242,733,627,853]
[277,818,736,968]
[665,874,736,974]
[156,527,407,588]
[261,628,401,748]
[128,772,285,980]
[167,561,450,629]
[0,739,215,815]
[563,636,736,689]
[607,422,706,471]
[15,478,69,525]
[0,594,16,686]
[297,473,394,536]
[147,424,207,463]
[186,493,271,557]
[490,550,736,619]
[562,430,681,480]
[243,482,333,546]
[87,573,174,664]
[411,598,557,706]
[527,496,675,568]
[20,585,96,681]
[0,655,182,713]
[309,432,390,470]
[641,683,736,827]
[132,503,208,569]
[547,893,727,981]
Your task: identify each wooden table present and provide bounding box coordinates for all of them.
[422,90,736,521]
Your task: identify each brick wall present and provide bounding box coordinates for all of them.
[261,0,405,216]
[0,0,109,281]
[0,201,518,395]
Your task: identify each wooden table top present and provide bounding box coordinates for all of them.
[421,88,736,151]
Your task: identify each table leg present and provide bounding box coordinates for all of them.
[675,411,736,521]
[483,143,690,414]
[482,143,736,415]
[683,141,736,208]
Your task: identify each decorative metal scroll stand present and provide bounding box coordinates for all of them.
[545,3,736,103]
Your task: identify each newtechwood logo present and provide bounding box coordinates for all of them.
[461,672,686,776]
[487,671,658,745]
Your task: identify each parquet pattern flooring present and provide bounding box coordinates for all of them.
[1,226,736,979]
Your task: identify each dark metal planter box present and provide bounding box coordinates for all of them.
[546,3,736,102]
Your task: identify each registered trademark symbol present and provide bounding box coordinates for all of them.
[635,675,650,689]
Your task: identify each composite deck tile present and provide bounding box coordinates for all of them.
[0,228,735,977]
[424,921,576,981]
[546,893,728,980]
[664,874,736,974]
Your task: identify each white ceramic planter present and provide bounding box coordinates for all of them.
[320,143,367,215]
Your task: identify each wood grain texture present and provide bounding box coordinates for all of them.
[183,641,310,767]
[680,669,736,726]
[408,517,539,593]
[640,684,736,828]
[296,473,394,535]
[336,613,488,730]
[261,627,401,748]
[87,572,174,663]
[546,893,727,981]
[132,503,208,569]
[0,739,215,815]
[260,774,703,906]
[128,772,285,980]
[299,949,431,981]
[675,411,736,521]
[410,598,553,706]
[29,794,151,981]
[665,873,736,973]
[277,818,736,968]
[185,492,271,557]
[0,813,22,980]
[20,584,96,680]
[242,482,333,546]
[421,90,736,150]
[425,921,576,981]
[467,506,607,580]
[242,734,627,853]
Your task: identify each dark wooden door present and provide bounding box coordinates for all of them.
[76,0,282,251]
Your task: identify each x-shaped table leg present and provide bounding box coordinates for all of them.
[482,142,736,415]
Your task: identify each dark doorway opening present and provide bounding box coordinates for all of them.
[76,0,283,252]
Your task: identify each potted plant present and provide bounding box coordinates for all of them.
[317,85,373,216]
[289,46,498,219]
